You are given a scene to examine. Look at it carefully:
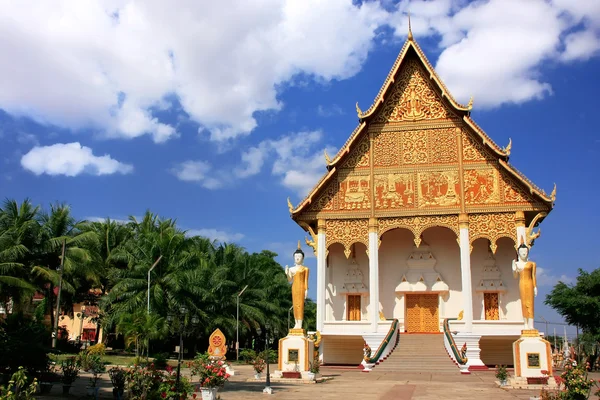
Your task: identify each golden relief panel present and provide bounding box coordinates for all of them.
[378,215,459,247]
[400,130,428,164]
[373,59,453,123]
[338,175,371,211]
[464,168,501,205]
[461,131,495,162]
[374,173,415,210]
[325,219,369,258]
[372,129,399,167]
[372,127,458,167]
[468,213,516,253]
[417,171,460,208]
[340,135,370,169]
[308,180,336,213]
[429,128,458,164]
[499,171,534,204]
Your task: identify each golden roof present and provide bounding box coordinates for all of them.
[290,33,553,217]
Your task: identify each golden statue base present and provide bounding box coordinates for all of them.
[520,329,540,338]
[288,328,306,336]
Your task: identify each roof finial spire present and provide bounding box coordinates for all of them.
[408,11,413,41]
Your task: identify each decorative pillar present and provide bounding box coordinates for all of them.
[316,219,326,333]
[455,213,486,371]
[368,218,379,333]
[458,213,473,332]
[515,211,526,245]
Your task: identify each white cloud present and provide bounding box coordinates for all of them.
[0,0,388,142]
[21,142,133,176]
[387,0,600,108]
[317,104,345,117]
[235,130,336,197]
[170,160,223,189]
[536,267,575,287]
[185,228,244,244]
[2,0,598,143]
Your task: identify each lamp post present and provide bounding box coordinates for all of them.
[539,316,549,338]
[263,322,272,395]
[168,305,199,393]
[236,285,248,361]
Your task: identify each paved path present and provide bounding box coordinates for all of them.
[37,364,600,400]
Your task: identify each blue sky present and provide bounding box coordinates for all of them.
[1,0,599,337]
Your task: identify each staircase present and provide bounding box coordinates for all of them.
[374,334,459,373]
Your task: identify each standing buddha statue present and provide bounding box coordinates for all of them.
[512,237,538,330]
[285,242,309,331]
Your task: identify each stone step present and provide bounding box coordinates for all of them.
[373,333,458,373]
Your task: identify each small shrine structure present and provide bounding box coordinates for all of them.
[288,26,555,370]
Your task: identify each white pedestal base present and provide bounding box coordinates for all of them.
[225,364,235,376]
[454,333,486,372]
[277,333,315,373]
[513,330,552,378]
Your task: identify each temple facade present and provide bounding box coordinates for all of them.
[289,32,555,370]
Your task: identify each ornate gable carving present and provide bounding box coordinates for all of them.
[373,59,455,123]
[499,170,538,205]
[340,135,370,169]
[461,130,495,162]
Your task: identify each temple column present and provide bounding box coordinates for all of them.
[515,211,526,245]
[455,213,486,371]
[368,218,379,333]
[316,219,326,333]
[458,213,473,332]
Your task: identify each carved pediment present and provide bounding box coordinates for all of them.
[373,59,456,123]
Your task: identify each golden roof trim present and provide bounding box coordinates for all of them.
[290,167,337,215]
[357,38,471,121]
[463,116,507,157]
[498,159,552,204]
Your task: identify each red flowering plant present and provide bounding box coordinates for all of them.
[125,363,164,400]
[560,363,597,400]
[189,353,230,389]
[158,365,193,400]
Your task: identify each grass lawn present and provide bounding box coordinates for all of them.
[50,353,186,367]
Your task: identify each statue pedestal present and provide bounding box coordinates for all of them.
[276,329,314,375]
[513,329,553,378]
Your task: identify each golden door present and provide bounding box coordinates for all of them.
[347,295,361,321]
[484,292,499,320]
[405,294,439,332]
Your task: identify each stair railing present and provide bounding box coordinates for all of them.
[363,318,399,364]
[443,318,468,365]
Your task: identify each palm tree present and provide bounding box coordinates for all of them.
[116,310,167,358]
[0,199,40,312]
[31,203,97,329]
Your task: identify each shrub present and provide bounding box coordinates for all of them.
[495,365,508,381]
[0,367,37,400]
[108,367,126,391]
[60,357,79,386]
[152,352,169,370]
[0,315,49,376]
[158,366,193,399]
[189,356,230,388]
[86,343,106,356]
[125,365,163,400]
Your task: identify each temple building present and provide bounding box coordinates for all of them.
[288,29,555,371]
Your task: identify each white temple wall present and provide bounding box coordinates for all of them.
[379,229,413,320]
[421,227,462,320]
[325,243,370,321]
[378,226,463,324]
[470,237,520,321]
